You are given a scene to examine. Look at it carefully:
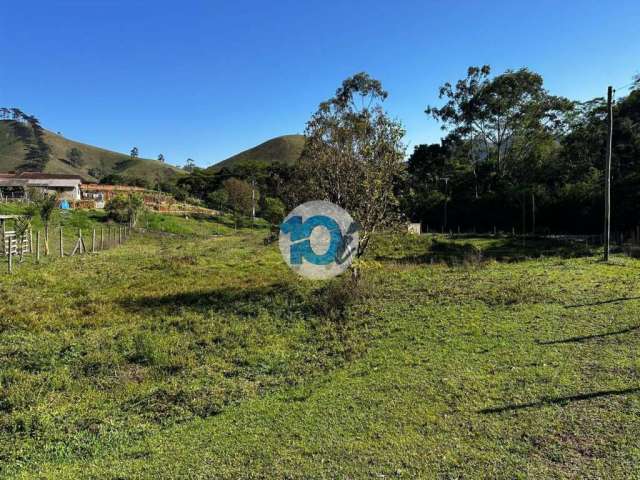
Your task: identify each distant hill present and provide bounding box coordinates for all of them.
[207,134,305,171]
[0,120,185,184]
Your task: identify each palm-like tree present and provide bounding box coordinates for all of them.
[36,193,58,255]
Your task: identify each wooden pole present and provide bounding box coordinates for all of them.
[60,227,64,257]
[29,229,33,254]
[604,86,613,261]
[8,244,12,274]
[36,230,40,263]
[44,225,49,256]
[101,228,104,251]
[92,228,96,253]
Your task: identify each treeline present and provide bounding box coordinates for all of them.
[404,67,640,235]
[176,66,639,235]
[174,161,292,225]
[8,65,638,236]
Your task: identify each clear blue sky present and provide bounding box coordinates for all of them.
[1,0,638,168]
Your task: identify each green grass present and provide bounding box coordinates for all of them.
[140,211,269,236]
[1,224,639,478]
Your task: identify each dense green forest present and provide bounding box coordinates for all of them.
[407,67,640,235]
[177,66,639,235]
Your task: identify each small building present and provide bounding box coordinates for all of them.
[0,172,83,201]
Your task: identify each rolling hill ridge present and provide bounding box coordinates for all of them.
[207,134,305,171]
[0,120,184,185]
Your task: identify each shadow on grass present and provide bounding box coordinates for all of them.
[479,387,640,414]
[373,236,593,266]
[535,324,640,345]
[564,296,640,308]
[119,282,309,318]
[482,237,592,261]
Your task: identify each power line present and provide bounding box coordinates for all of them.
[613,80,635,92]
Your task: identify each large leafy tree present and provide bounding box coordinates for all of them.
[420,66,573,232]
[426,66,572,178]
[223,177,253,228]
[294,72,406,257]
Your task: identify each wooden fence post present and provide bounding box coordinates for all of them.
[92,228,96,253]
[101,228,104,251]
[60,227,64,257]
[8,245,12,274]
[71,228,86,256]
[29,229,33,254]
[36,230,40,263]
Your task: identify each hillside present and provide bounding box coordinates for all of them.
[207,134,305,171]
[0,120,185,184]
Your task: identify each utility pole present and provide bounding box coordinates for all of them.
[604,86,613,261]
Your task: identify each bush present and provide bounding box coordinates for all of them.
[261,197,285,226]
[105,194,145,226]
[311,276,367,323]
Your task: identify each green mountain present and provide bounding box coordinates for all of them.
[0,120,185,184]
[207,134,305,171]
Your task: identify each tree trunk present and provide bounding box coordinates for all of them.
[44,223,50,256]
[521,192,526,246]
[350,265,360,284]
[531,192,536,235]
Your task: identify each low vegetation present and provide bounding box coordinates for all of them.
[0,212,639,478]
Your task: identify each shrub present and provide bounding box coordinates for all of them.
[105,193,145,226]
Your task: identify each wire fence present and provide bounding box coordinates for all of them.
[2,224,131,274]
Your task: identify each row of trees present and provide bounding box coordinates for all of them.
[176,67,639,256]
[406,66,640,234]
[7,66,637,257]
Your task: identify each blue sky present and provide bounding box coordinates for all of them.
[1,0,639,168]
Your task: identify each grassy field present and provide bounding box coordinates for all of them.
[1,217,639,478]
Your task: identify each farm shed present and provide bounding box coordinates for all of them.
[0,172,83,201]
